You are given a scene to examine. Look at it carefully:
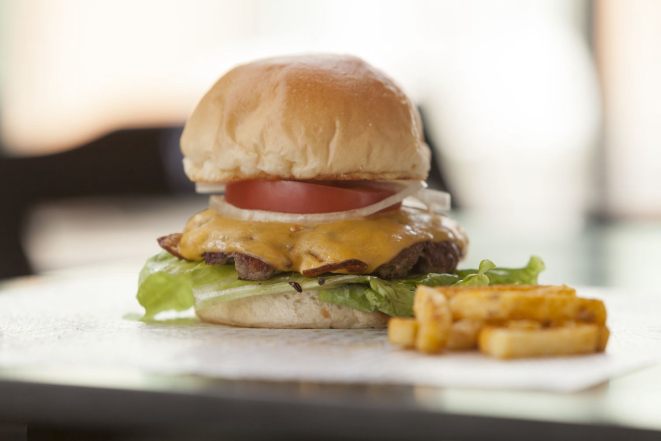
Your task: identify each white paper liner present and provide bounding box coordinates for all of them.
[0,273,656,392]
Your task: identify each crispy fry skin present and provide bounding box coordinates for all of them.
[478,324,605,359]
[414,286,452,353]
[597,326,610,352]
[504,319,543,330]
[388,318,418,348]
[388,317,485,351]
[446,319,483,350]
[449,292,607,325]
[431,284,576,299]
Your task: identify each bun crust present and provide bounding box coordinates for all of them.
[195,291,389,329]
[181,54,430,182]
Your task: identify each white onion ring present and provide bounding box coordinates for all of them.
[196,182,226,194]
[209,181,425,223]
[409,188,452,212]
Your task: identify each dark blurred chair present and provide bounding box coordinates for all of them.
[0,127,192,279]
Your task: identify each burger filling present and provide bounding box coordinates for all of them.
[137,180,545,320]
[160,232,460,281]
[157,206,466,282]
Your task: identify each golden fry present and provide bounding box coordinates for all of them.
[413,285,439,317]
[449,292,606,325]
[414,286,452,354]
[478,324,606,359]
[597,326,610,352]
[505,320,543,330]
[387,317,418,348]
[446,319,483,350]
[432,284,576,299]
[387,283,609,359]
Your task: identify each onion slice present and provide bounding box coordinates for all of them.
[408,188,452,212]
[209,181,425,223]
[196,182,226,194]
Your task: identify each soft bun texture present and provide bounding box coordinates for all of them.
[181,54,430,182]
[196,291,389,329]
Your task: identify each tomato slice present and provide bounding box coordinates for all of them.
[224,180,400,214]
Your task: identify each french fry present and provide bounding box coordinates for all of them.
[446,319,483,350]
[597,326,610,352]
[387,317,418,348]
[433,284,576,299]
[545,320,578,328]
[414,286,452,353]
[386,283,609,359]
[505,320,543,330]
[478,324,607,359]
[413,285,440,317]
[449,292,607,325]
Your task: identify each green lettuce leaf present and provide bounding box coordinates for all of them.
[136,252,546,319]
[455,255,545,285]
[367,278,417,316]
[136,252,200,319]
[397,273,461,289]
[317,284,375,313]
[452,259,496,287]
[318,278,417,317]
[193,265,369,310]
[317,259,499,317]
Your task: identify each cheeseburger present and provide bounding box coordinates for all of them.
[137,54,471,328]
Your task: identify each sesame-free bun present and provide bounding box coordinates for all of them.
[181,54,430,182]
[195,290,389,329]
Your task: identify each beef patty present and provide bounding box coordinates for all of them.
[158,234,461,281]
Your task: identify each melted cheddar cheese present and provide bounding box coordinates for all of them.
[178,207,468,274]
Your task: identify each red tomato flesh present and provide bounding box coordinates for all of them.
[224,180,401,214]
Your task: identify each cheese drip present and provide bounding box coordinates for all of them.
[178,207,468,274]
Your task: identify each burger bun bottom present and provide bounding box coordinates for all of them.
[196,291,389,329]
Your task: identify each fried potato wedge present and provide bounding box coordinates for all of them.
[387,317,418,348]
[450,292,607,325]
[432,284,576,299]
[446,319,483,350]
[414,286,452,353]
[478,324,608,359]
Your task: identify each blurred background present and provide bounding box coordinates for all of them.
[0,0,659,290]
